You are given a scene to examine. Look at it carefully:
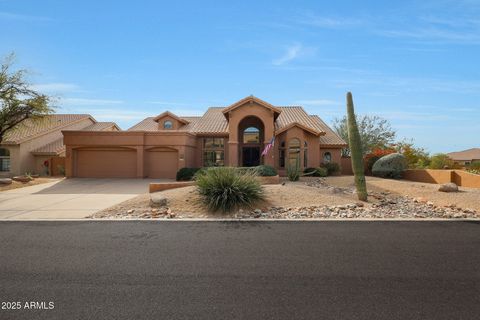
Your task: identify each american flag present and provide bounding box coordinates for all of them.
[261,136,275,156]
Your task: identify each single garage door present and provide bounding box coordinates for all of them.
[146,149,178,179]
[75,148,137,178]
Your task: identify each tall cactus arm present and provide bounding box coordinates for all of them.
[346,92,368,201]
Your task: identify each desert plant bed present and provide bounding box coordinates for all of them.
[90,176,479,219]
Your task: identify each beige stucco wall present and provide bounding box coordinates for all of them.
[404,169,480,188]
[2,117,95,176]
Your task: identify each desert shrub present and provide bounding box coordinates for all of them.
[57,165,65,176]
[287,162,301,181]
[320,162,341,175]
[429,153,454,169]
[468,161,480,170]
[372,153,407,179]
[254,165,277,177]
[303,167,328,177]
[176,167,201,181]
[196,167,264,212]
[237,165,277,177]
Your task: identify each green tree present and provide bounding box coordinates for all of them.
[0,53,53,143]
[346,92,367,201]
[395,140,430,169]
[429,153,454,169]
[333,114,396,156]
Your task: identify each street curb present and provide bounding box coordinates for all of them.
[0,218,479,222]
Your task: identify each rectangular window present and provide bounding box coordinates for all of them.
[0,158,10,172]
[279,149,285,168]
[203,137,225,167]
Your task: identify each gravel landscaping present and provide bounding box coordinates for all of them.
[90,176,480,219]
[0,177,62,192]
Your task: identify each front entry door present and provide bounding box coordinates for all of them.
[242,147,260,167]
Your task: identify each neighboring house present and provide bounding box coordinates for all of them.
[447,148,480,166]
[63,96,347,179]
[0,114,120,177]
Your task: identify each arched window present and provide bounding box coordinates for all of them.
[323,152,332,163]
[0,148,10,172]
[243,127,260,143]
[304,141,308,167]
[288,138,301,167]
[279,141,286,168]
[163,120,173,129]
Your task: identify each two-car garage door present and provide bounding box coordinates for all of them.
[74,148,178,179]
[75,148,137,178]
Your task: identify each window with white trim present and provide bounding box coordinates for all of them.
[0,148,10,172]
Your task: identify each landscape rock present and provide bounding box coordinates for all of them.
[0,178,13,185]
[12,176,32,183]
[150,192,168,207]
[438,183,459,193]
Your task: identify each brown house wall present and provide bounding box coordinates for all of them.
[64,131,197,178]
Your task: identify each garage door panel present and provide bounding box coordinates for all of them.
[146,150,177,179]
[75,149,136,178]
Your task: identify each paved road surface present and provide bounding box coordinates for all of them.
[0,221,479,319]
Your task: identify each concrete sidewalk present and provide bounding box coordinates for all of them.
[0,178,162,219]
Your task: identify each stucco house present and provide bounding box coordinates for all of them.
[447,148,480,166]
[63,96,347,179]
[0,114,119,177]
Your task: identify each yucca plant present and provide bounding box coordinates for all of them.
[346,92,368,201]
[196,167,264,212]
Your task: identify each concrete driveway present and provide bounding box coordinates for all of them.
[0,178,162,219]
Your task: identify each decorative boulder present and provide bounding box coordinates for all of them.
[12,176,33,183]
[438,182,459,193]
[0,178,13,185]
[372,153,407,179]
[150,192,168,207]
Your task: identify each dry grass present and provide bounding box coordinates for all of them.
[0,177,62,192]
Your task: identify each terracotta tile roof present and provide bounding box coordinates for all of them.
[31,121,120,155]
[190,108,229,134]
[128,116,201,131]
[127,105,341,141]
[447,148,480,161]
[31,138,65,155]
[310,115,347,147]
[81,122,119,131]
[3,114,91,144]
[275,106,325,134]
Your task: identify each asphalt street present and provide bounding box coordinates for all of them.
[0,221,479,320]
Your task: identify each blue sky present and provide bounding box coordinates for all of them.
[1,0,479,153]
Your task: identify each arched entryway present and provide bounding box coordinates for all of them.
[238,116,265,167]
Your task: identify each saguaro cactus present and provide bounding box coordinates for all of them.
[346,92,368,201]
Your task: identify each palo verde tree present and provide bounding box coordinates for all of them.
[0,53,53,143]
[346,92,368,201]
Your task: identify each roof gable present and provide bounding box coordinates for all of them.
[275,122,322,136]
[222,95,281,120]
[153,111,189,125]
